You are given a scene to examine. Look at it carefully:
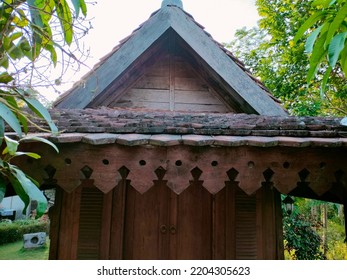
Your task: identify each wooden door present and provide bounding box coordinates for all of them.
[123,181,170,259]
[122,179,213,260]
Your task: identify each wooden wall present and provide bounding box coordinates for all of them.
[111,53,233,113]
[49,179,283,260]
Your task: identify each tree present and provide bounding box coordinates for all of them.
[0,0,88,217]
[294,0,347,92]
[226,0,347,116]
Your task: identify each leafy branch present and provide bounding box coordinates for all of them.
[0,0,88,217]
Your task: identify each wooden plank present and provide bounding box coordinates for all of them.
[114,100,170,110]
[175,180,213,259]
[145,55,170,77]
[212,184,236,259]
[48,187,63,260]
[117,89,170,103]
[175,77,208,91]
[100,190,113,259]
[174,90,226,105]
[174,60,196,78]
[133,76,170,90]
[174,103,229,113]
[109,180,127,259]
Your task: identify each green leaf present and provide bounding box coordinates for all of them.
[55,0,73,45]
[20,136,59,153]
[4,136,19,156]
[0,72,14,84]
[328,32,347,68]
[0,176,6,203]
[3,94,29,134]
[325,2,347,47]
[307,30,328,82]
[294,11,326,43]
[71,0,87,17]
[305,25,324,53]
[312,0,337,8]
[0,103,22,137]
[8,166,47,217]
[320,66,332,98]
[340,44,347,75]
[23,97,58,134]
[71,0,81,17]
[80,0,87,16]
[0,55,9,68]
[14,152,41,159]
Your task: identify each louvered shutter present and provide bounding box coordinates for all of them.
[76,186,104,260]
[235,188,257,259]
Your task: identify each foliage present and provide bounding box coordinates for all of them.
[0,0,88,217]
[226,0,347,116]
[294,0,347,92]
[283,197,347,260]
[0,218,49,245]
[283,211,325,259]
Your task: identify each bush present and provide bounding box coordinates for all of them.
[0,219,49,245]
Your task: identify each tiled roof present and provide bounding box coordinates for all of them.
[17,107,347,147]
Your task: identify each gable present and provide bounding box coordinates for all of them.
[101,40,234,113]
[54,4,287,116]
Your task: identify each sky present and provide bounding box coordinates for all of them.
[49,0,259,99]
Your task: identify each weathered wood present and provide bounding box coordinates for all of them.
[175,180,213,259]
[235,188,257,259]
[109,180,127,259]
[48,187,63,260]
[123,182,170,259]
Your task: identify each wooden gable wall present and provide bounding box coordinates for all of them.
[111,53,233,113]
[88,29,240,113]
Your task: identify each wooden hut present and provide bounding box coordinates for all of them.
[5,0,347,260]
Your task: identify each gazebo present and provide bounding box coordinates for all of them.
[6,0,347,260]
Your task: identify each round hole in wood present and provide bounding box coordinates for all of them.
[175,160,182,167]
[248,161,255,168]
[139,160,146,166]
[283,162,290,169]
[102,159,109,165]
[64,158,72,165]
[211,161,218,167]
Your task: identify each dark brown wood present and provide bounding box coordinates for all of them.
[76,182,104,260]
[109,180,128,259]
[123,181,170,259]
[235,188,257,260]
[175,179,213,259]
[48,187,63,260]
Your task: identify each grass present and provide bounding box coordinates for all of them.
[0,239,49,260]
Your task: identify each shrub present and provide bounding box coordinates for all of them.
[0,219,49,245]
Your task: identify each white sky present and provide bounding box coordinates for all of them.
[48,0,259,99]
